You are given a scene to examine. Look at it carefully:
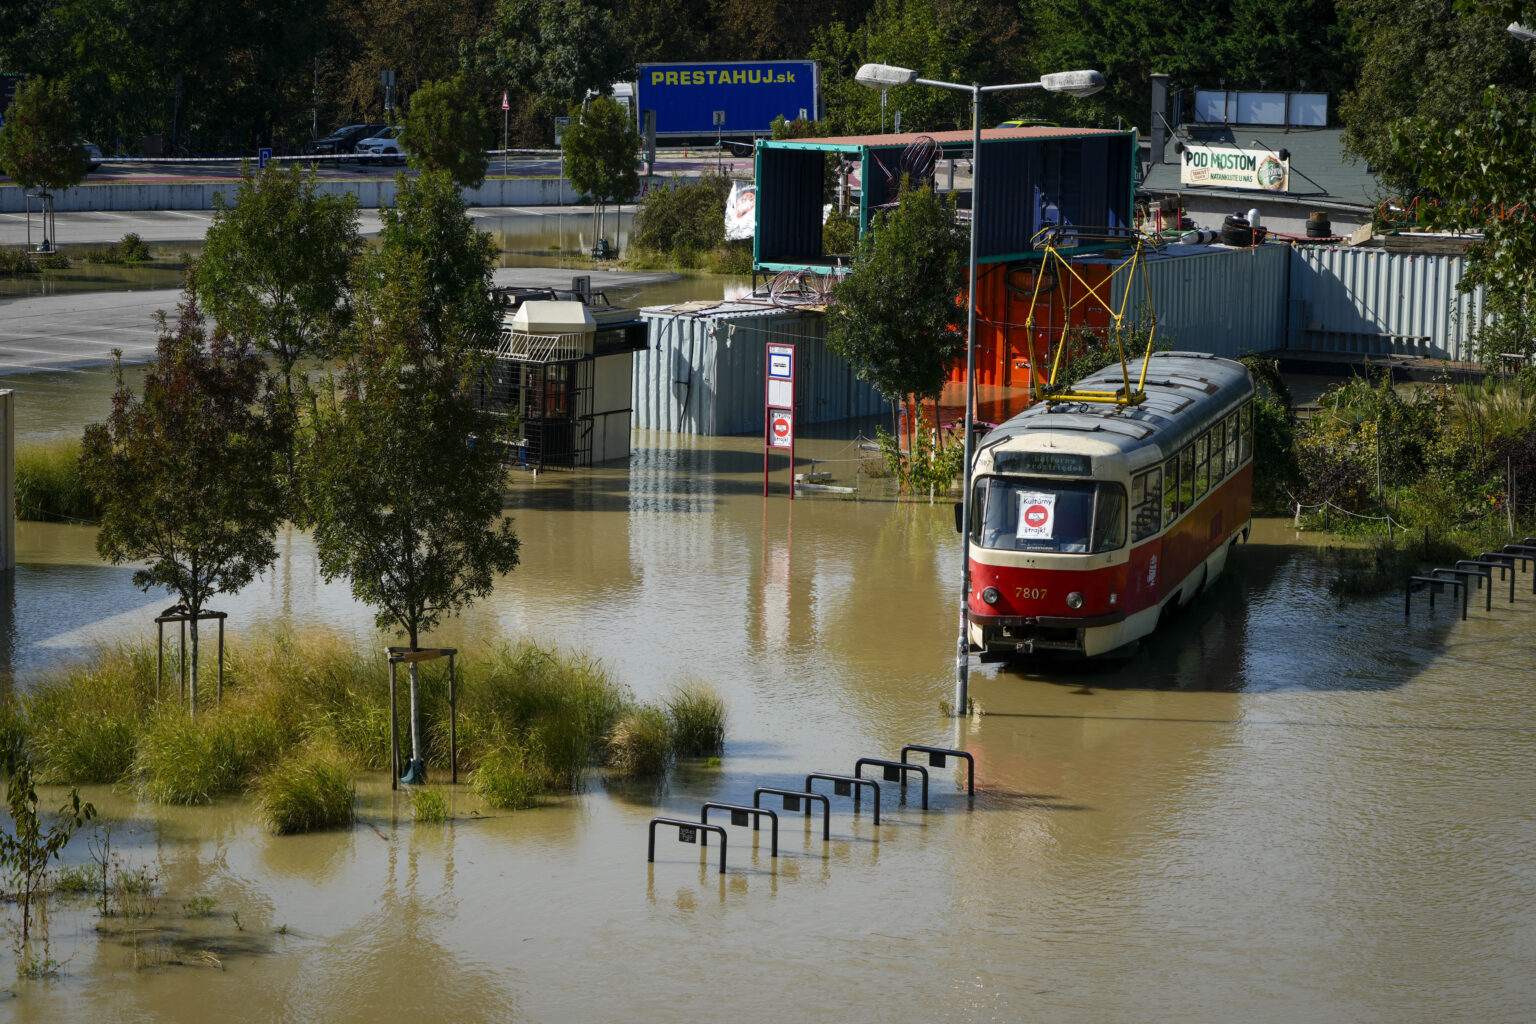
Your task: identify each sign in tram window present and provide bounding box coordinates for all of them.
[1240,402,1254,462]
[1194,434,1210,498]
[1132,468,1163,542]
[994,451,1093,476]
[1162,457,1180,521]
[1015,491,1058,541]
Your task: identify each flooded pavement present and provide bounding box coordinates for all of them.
[7,437,1536,1021]
[4,224,1534,1020]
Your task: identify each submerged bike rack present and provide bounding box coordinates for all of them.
[754,787,831,842]
[699,802,778,858]
[649,817,728,874]
[1406,574,1468,619]
[855,757,929,810]
[806,772,881,825]
[647,742,981,875]
[901,745,975,796]
[1457,559,1512,605]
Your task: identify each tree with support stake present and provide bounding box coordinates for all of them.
[79,288,284,718]
[0,76,90,252]
[300,176,519,784]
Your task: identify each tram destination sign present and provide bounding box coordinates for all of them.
[994,451,1093,477]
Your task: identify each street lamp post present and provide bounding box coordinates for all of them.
[854,64,1105,717]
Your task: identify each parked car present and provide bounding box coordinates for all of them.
[310,123,386,158]
[80,140,103,170]
[355,127,406,165]
[995,118,1059,129]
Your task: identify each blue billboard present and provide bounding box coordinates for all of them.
[637,61,819,137]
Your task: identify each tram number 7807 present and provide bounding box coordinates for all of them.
[1015,587,1048,600]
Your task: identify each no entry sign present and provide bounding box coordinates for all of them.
[769,408,793,447]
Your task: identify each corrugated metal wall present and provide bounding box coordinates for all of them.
[1107,243,1289,357]
[1288,246,1484,361]
[634,306,888,435]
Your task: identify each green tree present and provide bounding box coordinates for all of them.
[1392,87,1536,362]
[300,248,520,779]
[195,162,363,402]
[491,0,629,110]
[828,180,966,461]
[1340,0,1534,195]
[561,96,639,246]
[404,75,493,189]
[0,76,89,190]
[79,290,285,717]
[377,170,502,352]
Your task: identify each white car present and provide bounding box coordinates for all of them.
[355,127,406,166]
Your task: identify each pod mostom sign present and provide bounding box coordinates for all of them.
[1180,145,1289,192]
[637,61,819,137]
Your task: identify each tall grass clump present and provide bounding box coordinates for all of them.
[134,709,284,804]
[667,681,726,758]
[15,440,101,523]
[450,641,630,790]
[468,742,543,810]
[411,786,450,823]
[605,706,673,777]
[23,643,157,784]
[253,741,356,834]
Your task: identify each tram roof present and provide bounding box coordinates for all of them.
[980,352,1254,459]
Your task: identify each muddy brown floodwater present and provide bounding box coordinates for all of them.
[3,249,1534,1021]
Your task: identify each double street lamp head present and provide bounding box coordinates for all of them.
[854,63,1105,98]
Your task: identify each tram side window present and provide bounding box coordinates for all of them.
[1194,433,1210,498]
[1211,420,1227,481]
[1132,468,1162,542]
[1162,457,1180,522]
[1224,413,1239,473]
[1093,486,1127,551]
[1178,446,1195,510]
[1240,401,1254,463]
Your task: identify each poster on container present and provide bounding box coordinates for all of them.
[1179,145,1289,191]
[1015,492,1056,540]
[638,61,819,136]
[724,181,756,240]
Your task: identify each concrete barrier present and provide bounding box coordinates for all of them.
[0,174,586,213]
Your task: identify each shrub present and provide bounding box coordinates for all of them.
[83,232,152,265]
[667,682,725,757]
[606,706,673,776]
[630,175,736,267]
[253,742,356,834]
[15,440,100,522]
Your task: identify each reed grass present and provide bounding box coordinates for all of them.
[605,706,673,777]
[410,786,449,823]
[133,709,284,804]
[19,628,707,822]
[253,741,356,835]
[24,643,157,784]
[52,863,99,897]
[666,681,726,758]
[468,742,543,810]
[15,440,100,523]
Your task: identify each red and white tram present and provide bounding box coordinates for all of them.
[964,352,1255,657]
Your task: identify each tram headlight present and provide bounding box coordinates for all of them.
[981,587,1000,606]
[1066,591,1085,610]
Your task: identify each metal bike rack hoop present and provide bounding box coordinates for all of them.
[700,802,779,858]
[805,772,881,825]
[754,788,830,842]
[901,744,975,796]
[648,817,728,874]
[855,757,929,810]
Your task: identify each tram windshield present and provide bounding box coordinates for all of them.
[972,476,1127,554]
